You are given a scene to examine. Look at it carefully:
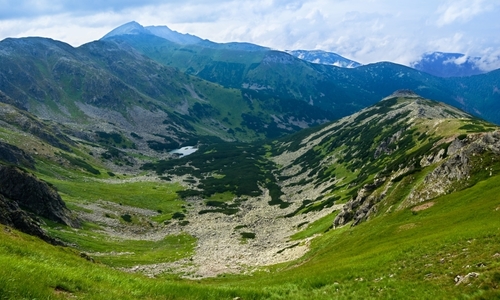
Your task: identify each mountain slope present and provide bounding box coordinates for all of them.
[0,91,499,298]
[271,91,499,225]
[0,36,334,149]
[0,91,500,299]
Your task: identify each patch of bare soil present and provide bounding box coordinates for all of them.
[411,201,435,212]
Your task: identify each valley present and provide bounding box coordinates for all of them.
[0,23,500,299]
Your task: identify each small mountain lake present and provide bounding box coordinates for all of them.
[170,146,198,157]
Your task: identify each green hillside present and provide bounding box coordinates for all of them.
[1,91,499,298]
[1,154,499,299]
[0,37,331,147]
[1,26,500,299]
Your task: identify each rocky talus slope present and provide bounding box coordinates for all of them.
[271,92,498,229]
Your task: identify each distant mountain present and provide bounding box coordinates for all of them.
[145,25,203,45]
[102,21,151,38]
[0,36,333,147]
[411,52,485,77]
[286,50,361,68]
[102,23,500,125]
[103,21,202,45]
[103,21,268,51]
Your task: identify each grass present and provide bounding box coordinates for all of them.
[46,226,196,267]
[0,172,499,298]
[208,191,236,202]
[290,212,338,240]
[49,179,185,220]
[0,228,269,300]
[211,174,500,299]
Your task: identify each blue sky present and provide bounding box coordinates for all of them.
[1,0,499,69]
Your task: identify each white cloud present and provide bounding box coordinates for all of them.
[474,48,500,72]
[0,0,499,68]
[436,0,495,26]
[443,55,468,65]
[427,33,465,53]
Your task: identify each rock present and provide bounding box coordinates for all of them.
[0,141,35,169]
[334,179,384,227]
[0,90,27,110]
[447,138,466,156]
[0,165,80,244]
[0,165,79,227]
[455,272,479,286]
[80,252,95,262]
[374,129,404,158]
[404,131,500,208]
[0,194,63,245]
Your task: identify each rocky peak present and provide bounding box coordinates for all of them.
[101,21,151,39]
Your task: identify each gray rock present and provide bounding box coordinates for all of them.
[0,194,63,245]
[0,141,35,169]
[0,165,79,227]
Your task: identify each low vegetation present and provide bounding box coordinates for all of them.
[1,94,499,299]
[1,174,499,299]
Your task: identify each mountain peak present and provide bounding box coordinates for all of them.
[101,21,203,45]
[101,21,151,39]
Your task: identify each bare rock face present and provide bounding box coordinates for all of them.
[0,194,62,244]
[0,141,35,169]
[0,165,78,227]
[0,90,27,110]
[404,131,500,207]
[333,178,384,227]
[334,130,500,227]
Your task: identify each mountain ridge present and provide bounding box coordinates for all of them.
[411,51,486,77]
[101,24,500,125]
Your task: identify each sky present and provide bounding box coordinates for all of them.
[1,0,499,70]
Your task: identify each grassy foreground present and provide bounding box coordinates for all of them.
[1,175,499,299]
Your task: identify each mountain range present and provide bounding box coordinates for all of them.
[99,22,500,125]
[103,22,493,78]
[0,21,500,299]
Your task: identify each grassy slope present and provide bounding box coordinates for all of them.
[209,174,500,299]
[1,174,498,299]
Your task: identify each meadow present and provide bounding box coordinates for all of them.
[1,173,498,299]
